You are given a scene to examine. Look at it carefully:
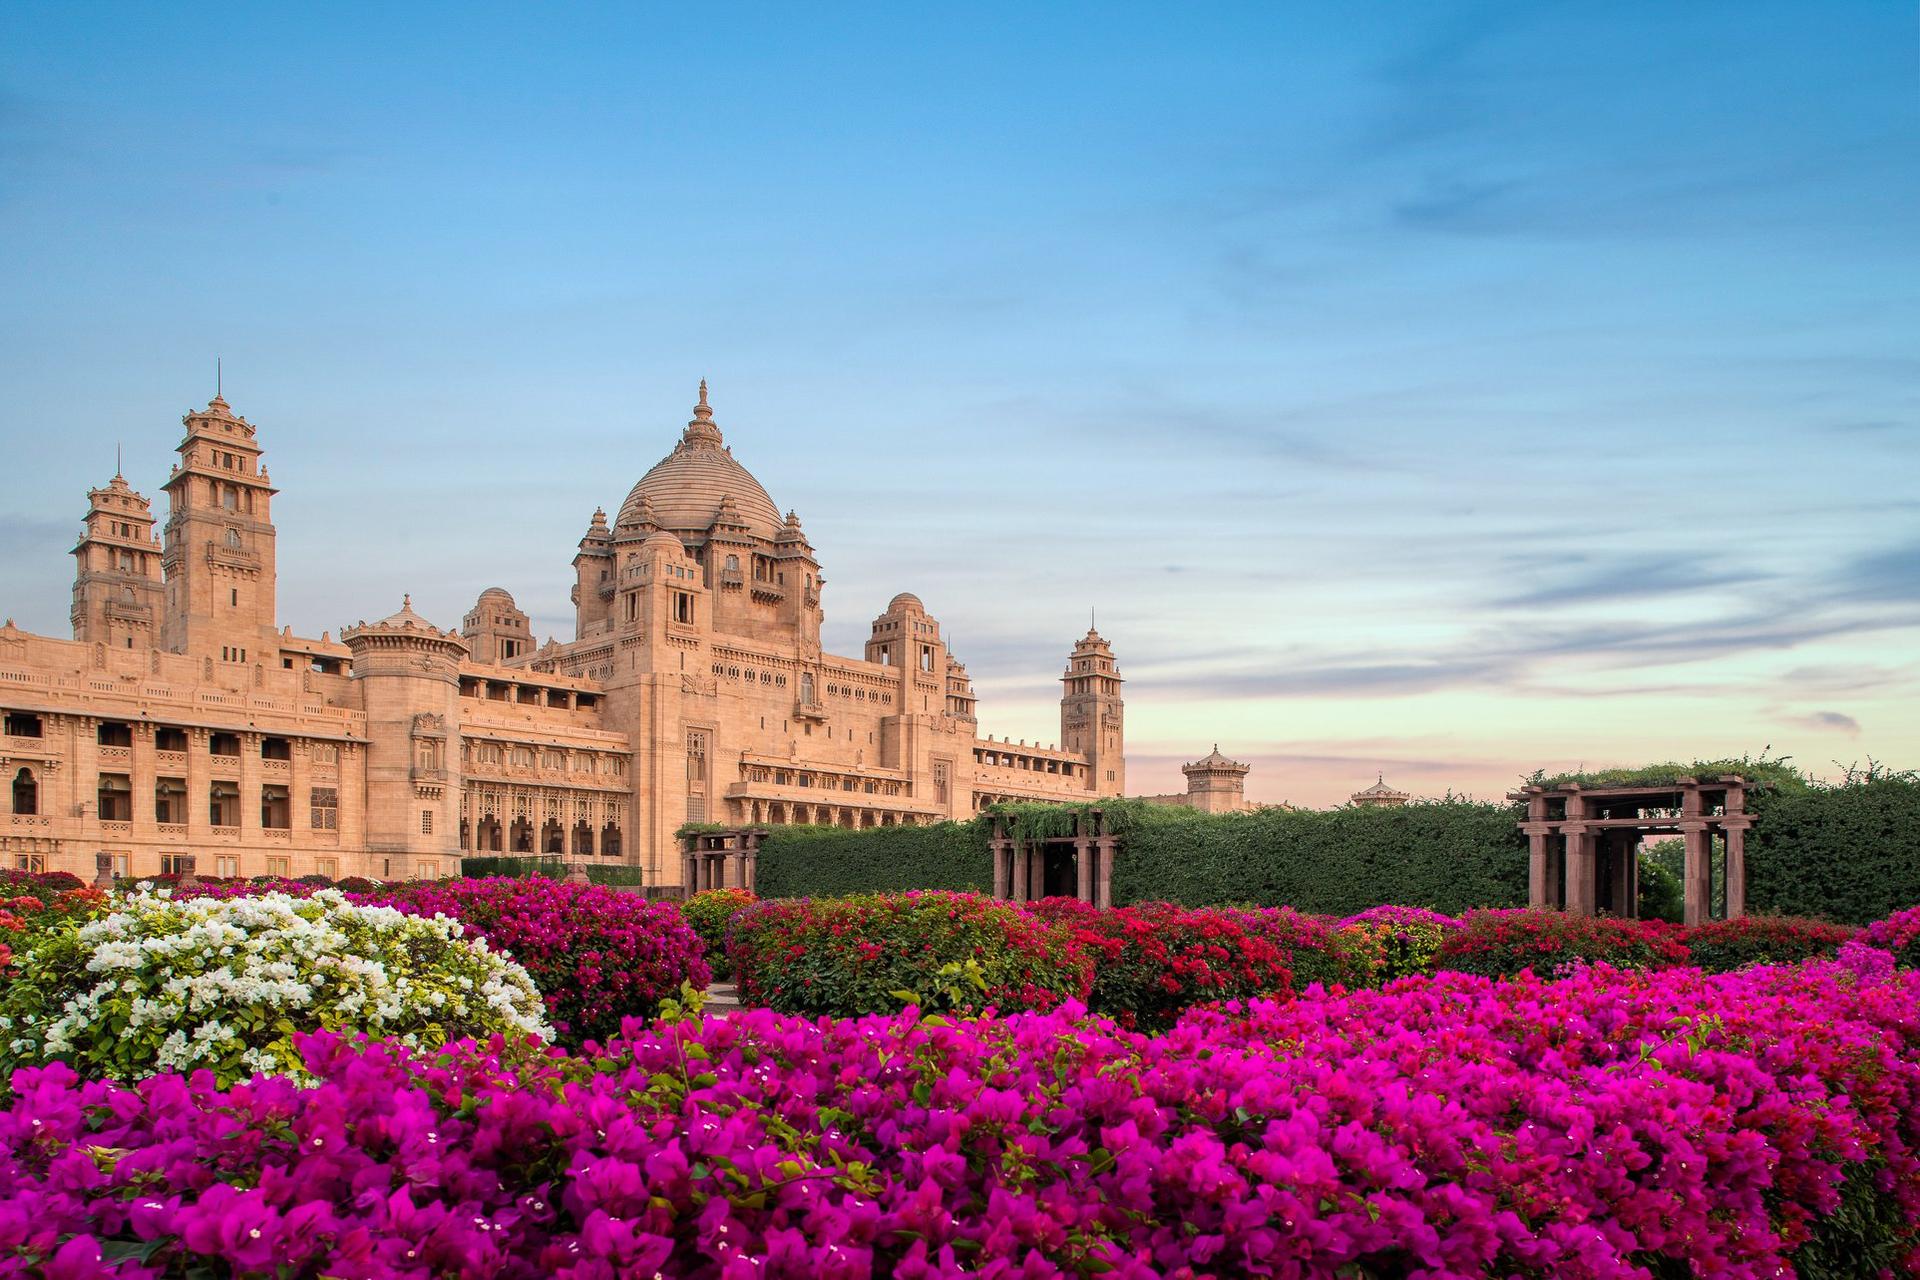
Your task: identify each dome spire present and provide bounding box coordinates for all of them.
[683,377,723,445]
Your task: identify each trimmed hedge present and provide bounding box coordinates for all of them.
[754,822,990,897]
[458,855,650,887]
[1108,799,1527,914]
[1746,775,1920,925]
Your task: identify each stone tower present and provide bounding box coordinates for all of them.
[343,597,467,878]
[158,395,279,658]
[1060,625,1125,796]
[461,587,533,664]
[70,471,164,650]
[1182,746,1251,813]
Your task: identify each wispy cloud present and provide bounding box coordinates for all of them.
[1493,553,1767,608]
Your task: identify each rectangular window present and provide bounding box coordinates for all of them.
[110,852,129,877]
[674,591,694,624]
[315,857,338,881]
[420,810,433,835]
[209,781,239,828]
[215,855,239,878]
[313,742,338,764]
[209,733,240,758]
[14,853,45,873]
[266,856,290,879]
[4,713,43,738]
[310,787,338,830]
[161,853,191,876]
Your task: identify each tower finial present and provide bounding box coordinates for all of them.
[216,357,222,398]
[699,377,708,407]
[115,441,122,480]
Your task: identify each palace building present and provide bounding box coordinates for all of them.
[0,383,1142,886]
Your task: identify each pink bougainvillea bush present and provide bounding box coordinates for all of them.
[7,960,1917,1279]
[1861,904,1920,970]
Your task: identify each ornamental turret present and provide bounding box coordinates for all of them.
[71,470,164,650]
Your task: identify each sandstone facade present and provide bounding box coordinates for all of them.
[2,385,1156,886]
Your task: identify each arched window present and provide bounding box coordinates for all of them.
[225,528,242,548]
[11,768,36,816]
[800,672,815,704]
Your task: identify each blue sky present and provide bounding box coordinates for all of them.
[2,2,1915,805]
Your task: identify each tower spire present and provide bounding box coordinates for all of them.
[216,356,222,399]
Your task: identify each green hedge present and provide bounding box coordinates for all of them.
[754,823,991,898]
[1746,776,1920,925]
[1108,800,1527,914]
[750,800,1525,913]
[457,856,650,887]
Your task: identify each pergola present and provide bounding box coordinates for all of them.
[680,826,768,893]
[1512,775,1751,926]
[987,808,1118,908]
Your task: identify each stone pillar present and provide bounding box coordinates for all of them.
[1609,832,1634,916]
[1074,836,1093,904]
[1095,836,1116,910]
[565,863,589,885]
[991,838,1010,899]
[94,850,114,889]
[238,732,262,838]
[130,722,156,825]
[1681,821,1711,927]
[177,854,198,888]
[1724,822,1747,919]
[1563,826,1594,916]
[1527,829,1549,909]
[1011,839,1028,902]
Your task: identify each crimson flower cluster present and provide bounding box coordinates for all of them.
[6,960,1918,1278]
[1437,907,1692,977]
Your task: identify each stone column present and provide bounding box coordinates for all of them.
[991,839,1009,899]
[187,727,211,847]
[1724,821,1748,919]
[1095,837,1115,910]
[238,732,262,840]
[1609,832,1633,915]
[1680,821,1711,927]
[1563,825,1594,916]
[1011,838,1028,902]
[1526,829,1549,909]
[1074,836,1093,904]
[130,722,156,825]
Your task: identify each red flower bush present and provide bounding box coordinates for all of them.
[1223,904,1382,989]
[5,960,1918,1278]
[1437,907,1691,977]
[1062,901,1294,1029]
[728,890,1090,1016]
[1682,914,1856,973]
[680,887,756,981]
[0,885,106,979]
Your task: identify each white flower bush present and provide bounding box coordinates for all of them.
[0,888,551,1084]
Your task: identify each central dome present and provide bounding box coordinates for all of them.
[616,383,782,539]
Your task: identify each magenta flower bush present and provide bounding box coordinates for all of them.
[1861,903,1920,970]
[7,960,1917,1278]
